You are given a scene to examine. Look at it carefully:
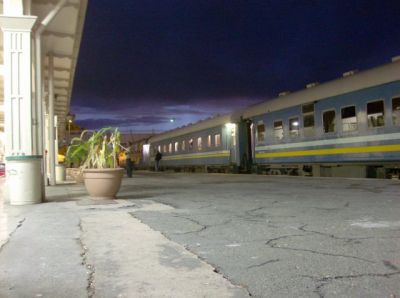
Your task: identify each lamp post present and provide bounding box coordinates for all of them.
[66,112,74,144]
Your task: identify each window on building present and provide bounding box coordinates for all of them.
[367,100,384,128]
[257,123,265,142]
[392,97,400,126]
[289,117,299,137]
[207,135,212,147]
[189,139,193,150]
[323,110,336,133]
[302,103,315,136]
[215,134,221,147]
[174,142,179,152]
[157,145,161,153]
[181,140,186,151]
[197,137,202,150]
[341,106,357,132]
[274,120,284,140]
[163,144,167,153]
[169,143,172,153]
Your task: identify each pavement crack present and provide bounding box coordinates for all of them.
[303,271,400,298]
[0,217,25,253]
[78,220,95,298]
[246,206,267,214]
[171,215,232,235]
[318,271,400,281]
[172,215,208,234]
[266,233,374,263]
[383,260,400,271]
[247,259,280,270]
[118,204,137,209]
[298,224,375,244]
[265,234,305,246]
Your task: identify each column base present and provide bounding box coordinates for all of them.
[5,156,43,205]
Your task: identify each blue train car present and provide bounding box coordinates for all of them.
[147,113,246,172]
[243,59,400,178]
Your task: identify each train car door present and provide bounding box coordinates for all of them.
[226,123,238,165]
[238,119,253,172]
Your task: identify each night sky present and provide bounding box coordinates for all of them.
[71,0,400,133]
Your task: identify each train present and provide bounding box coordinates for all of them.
[140,57,400,179]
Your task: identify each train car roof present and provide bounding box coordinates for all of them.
[149,59,400,144]
[243,59,400,119]
[149,110,243,143]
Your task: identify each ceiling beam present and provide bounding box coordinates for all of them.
[43,31,75,39]
[34,0,80,9]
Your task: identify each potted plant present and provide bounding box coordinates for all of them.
[66,127,124,199]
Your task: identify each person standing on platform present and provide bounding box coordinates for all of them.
[155,150,162,171]
[125,142,133,178]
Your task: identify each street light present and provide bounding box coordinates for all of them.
[66,112,74,144]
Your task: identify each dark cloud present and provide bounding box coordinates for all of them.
[77,115,171,130]
[71,0,400,131]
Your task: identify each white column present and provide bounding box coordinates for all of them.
[0,15,43,204]
[48,54,56,186]
[54,115,59,166]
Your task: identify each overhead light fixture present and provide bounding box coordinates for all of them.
[225,123,236,130]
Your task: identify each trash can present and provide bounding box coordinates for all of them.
[56,164,66,183]
[6,155,43,205]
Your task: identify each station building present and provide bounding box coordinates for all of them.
[0,0,88,204]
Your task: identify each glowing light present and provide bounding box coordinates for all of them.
[169,118,175,123]
[225,123,236,130]
[143,144,150,156]
[292,121,299,126]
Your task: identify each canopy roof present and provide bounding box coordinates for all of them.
[0,0,88,139]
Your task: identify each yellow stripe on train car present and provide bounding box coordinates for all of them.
[256,144,400,158]
[163,151,230,161]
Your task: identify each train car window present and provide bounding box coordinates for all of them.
[323,110,336,133]
[158,145,161,153]
[367,100,384,128]
[163,144,167,153]
[274,120,284,140]
[197,137,202,150]
[181,140,186,151]
[257,123,265,142]
[174,142,179,152]
[207,135,212,147]
[303,115,314,128]
[302,103,315,137]
[302,103,314,114]
[289,117,299,137]
[169,143,173,153]
[392,97,400,126]
[215,134,221,147]
[189,139,193,150]
[341,106,357,132]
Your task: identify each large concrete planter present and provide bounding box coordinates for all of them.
[83,168,124,199]
[67,168,84,183]
[6,155,43,205]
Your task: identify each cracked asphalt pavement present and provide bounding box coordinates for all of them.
[1,172,400,298]
[128,172,400,298]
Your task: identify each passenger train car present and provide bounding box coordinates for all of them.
[145,58,400,178]
[144,112,248,172]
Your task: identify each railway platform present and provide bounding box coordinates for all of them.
[1,172,399,297]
